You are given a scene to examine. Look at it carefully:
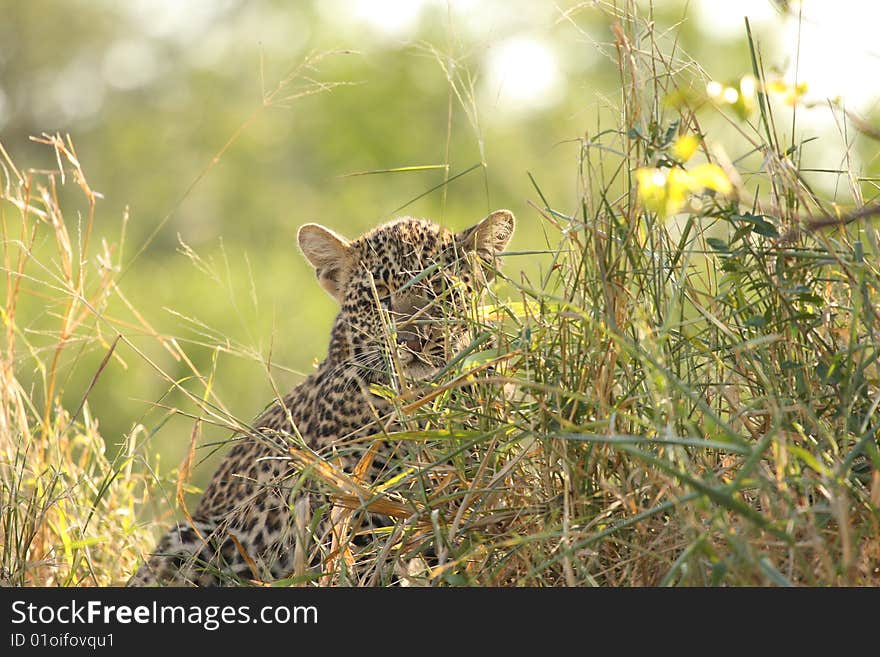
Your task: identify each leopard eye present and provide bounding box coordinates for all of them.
[372,283,391,299]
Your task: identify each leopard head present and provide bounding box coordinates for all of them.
[298,210,515,383]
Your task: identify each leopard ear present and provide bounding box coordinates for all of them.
[298,223,352,300]
[456,209,515,271]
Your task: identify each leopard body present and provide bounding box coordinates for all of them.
[128,210,514,586]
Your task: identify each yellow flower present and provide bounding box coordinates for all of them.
[767,78,808,106]
[706,76,758,119]
[636,168,673,216]
[671,134,699,162]
[636,163,732,218]
[688,163,733,196]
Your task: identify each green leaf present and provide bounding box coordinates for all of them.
[789,446,831,476]
[706,237,729,252]
[733,212,779,237]
[758,556,793,587]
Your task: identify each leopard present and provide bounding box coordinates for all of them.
[128,209,515,586]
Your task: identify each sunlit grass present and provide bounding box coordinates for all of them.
[0,136,159,585]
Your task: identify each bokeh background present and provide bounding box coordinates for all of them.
[3,0,878,488]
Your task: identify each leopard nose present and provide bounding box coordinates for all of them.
[398,336,423,352]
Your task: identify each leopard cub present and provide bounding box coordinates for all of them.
[129,209,515,585]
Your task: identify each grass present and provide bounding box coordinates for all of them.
[1,3,879,586]
[0,135,159,585]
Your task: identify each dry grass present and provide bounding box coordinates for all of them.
[0,135,158,585]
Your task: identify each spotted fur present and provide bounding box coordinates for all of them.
[128,210,515,586]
